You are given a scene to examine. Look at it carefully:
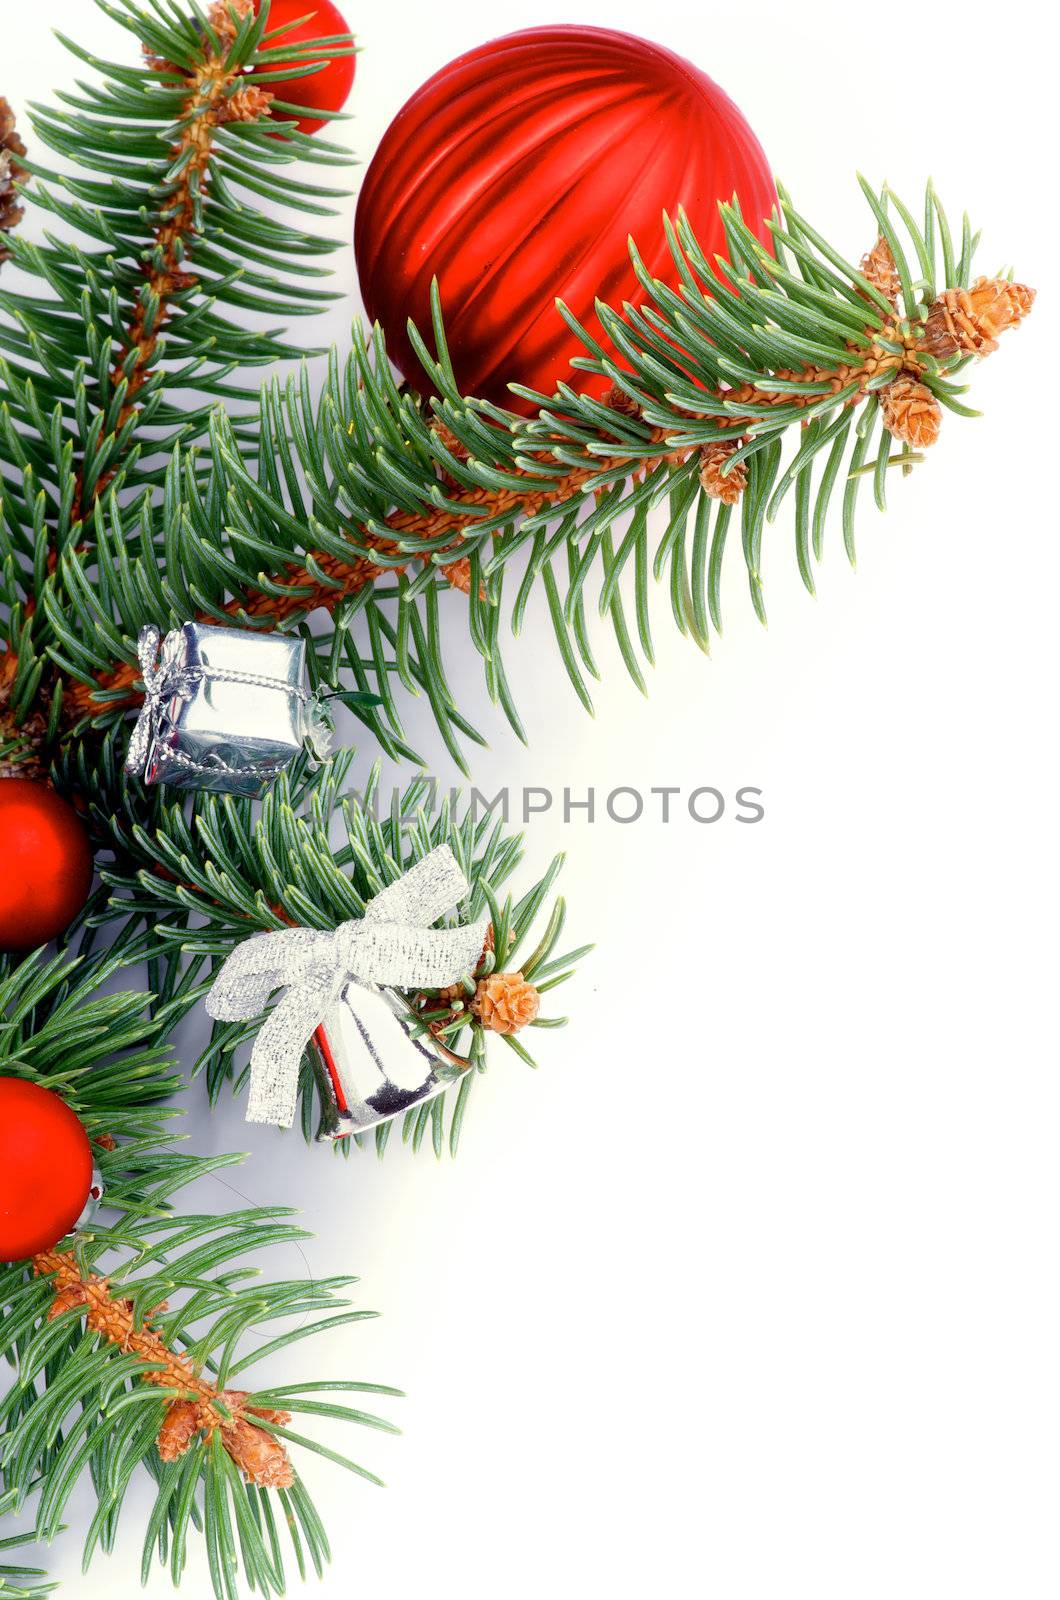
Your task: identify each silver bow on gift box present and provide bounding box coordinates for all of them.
[205,845,488,1132]
[124,625,195,780]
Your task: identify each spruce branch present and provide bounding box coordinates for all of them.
[0,0,358,765]
[104,0,272,438]
[46,742,585,1154]
[0,949,399,1600]
[34,180,1033,765]
[1,9,584,1593]
[31,1249,295,1488]
[0,0,354,549]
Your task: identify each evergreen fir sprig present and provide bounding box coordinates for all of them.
[31,178,1031,766]
[33,430,479,772]
[48,741,585,1154]
[0,0,352,550]
[1,3,1032,769]
[0,948,398,1600]
[0,0,359,766]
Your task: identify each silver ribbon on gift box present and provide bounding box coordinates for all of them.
[205,845,488,1132]
[125,622,329,798]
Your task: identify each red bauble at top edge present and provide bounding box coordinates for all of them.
[251,0,356,136]
[354,25,776,409]
[0,1079,94,1262]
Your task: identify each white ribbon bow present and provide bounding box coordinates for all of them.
[124,625,194,777]
[205,845,488,1128]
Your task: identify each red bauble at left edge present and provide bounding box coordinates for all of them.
[355,25,775,408]
[0,1079,95,1261]
[0,777,94,951]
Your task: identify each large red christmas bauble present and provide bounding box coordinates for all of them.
[0,1079,94,1261]
[0,778,93,952]
[354,26,775,408]
[252,0,356,136]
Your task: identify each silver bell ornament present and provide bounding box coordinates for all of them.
[124,622,330,798]
[204,845,488,1137]
[309,986,468,1141]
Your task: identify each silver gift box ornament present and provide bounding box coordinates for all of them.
[127,622,317,798]
[310,986,467,1141]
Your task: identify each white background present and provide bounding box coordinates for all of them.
[5,3,1058,1597]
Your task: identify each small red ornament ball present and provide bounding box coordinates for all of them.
[0,1079,94,1261]
[253,0,355,135]
[0,778,93,952]
[354,26,775,408]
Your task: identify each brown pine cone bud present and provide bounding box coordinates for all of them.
[858,236,901,305]
[208,0,254,46]
[220,1413,296,1488]
[0,98,27,264]
[47,1282,89,1321]
[922,277,1035,360]
[439,553,473,594]
[157,1389,294,1479]
[431,419,472,462]
[699,440,746,505]
[158,1399,200,1463]
[880,375,942,450]
[222,85,275,124]
[223,1387,292,1430]
[470,972,540,1034]
[602,383,643,418]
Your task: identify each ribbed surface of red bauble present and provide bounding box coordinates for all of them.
[253,0,355,135]
[354,26,775,407]
[0,1079,94,1261]
[0,778,93,951]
